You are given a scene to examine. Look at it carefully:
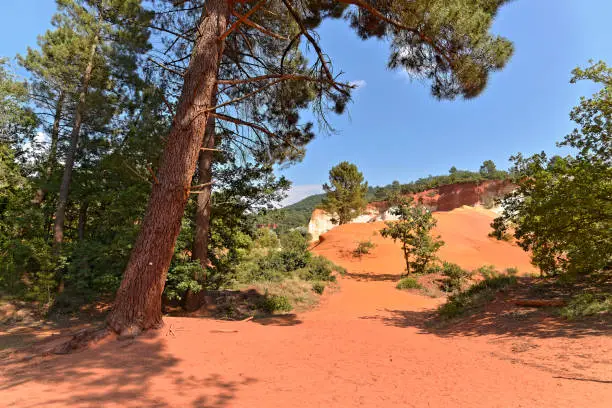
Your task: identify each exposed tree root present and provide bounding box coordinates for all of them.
[48,327,111,355]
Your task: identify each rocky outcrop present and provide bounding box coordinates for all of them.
[308,180,515,241]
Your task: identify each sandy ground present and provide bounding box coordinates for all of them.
[1,207,610,407]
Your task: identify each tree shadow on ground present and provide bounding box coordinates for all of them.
[343,272,402,282]
[362,275,612,339]
[252,314,303,326]
[0,300,108,357]
[360,306,611,339]
[1,331,255,407]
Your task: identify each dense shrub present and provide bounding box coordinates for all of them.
[257,294,293,314]
[164,261,205,301]
[396,277,422,290]
[440,262,472,292]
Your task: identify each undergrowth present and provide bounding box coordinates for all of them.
[559,292,612,320]
[438,272,518,319]
[396,277,422,290]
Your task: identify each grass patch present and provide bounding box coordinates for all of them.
[396,277,422,290]
[311,281,326,294]
[438,274,518,320]
[248,278,322,314]
[560,292,612,320]
[352,240,376,258]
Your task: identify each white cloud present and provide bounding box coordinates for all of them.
[349,79,367,90]
[279,184,323,207]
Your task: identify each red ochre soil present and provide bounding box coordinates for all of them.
[315,205,538,276]
[2,207,610,407]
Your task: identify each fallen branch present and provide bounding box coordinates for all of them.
[514,299,566,307]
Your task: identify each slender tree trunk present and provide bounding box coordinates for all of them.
[107,0,229,335]
[78,199,88,241]
[33,90,65,205]
[53,36,98,250]
[184,104,216,312]
[192,101,216,268]
[403,243,410,275]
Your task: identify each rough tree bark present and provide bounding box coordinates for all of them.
[107,0,230,335]
[33,90,65,205]
[53,35,98,250]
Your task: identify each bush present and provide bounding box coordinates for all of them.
[423,263,442,274]
[396,277,422,290]
[295,255,340,282]
[438,274,518,319]
[164,261,205,301]
[505,267,519,276]
[279,230,312,271]
[560,293,612,320]
[353,240,376,257]
[312,281,326,294]
[253,228,280,250]
[441,262,472,292]
[475,264,498,280]
[257,294,293,314]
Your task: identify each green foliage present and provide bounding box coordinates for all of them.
[295,255,341,282]
[438,274,518,319]
[253,228,280,250]
[380,198,444,274]
[257,293,293,314]
[479,160,507,180]
[353,240,376,257]
[164,261,205,301]
[560,292,612,320]
[228,229,339,287]
[311,281,326,294]
[441,262,472,292]
[475,265,498,280]
[320,161,368,225]
[504,267,519,276]
[396,277,422,290]
[493,61,611,276]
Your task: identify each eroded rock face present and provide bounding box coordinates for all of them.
[308,180,515,241]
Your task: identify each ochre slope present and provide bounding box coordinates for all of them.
[312,205,536,275]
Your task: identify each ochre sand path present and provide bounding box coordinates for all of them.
[2,208,610,407]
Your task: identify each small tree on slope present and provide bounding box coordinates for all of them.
[380,198,444,275]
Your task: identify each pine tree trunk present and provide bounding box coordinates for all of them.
[192,103,216,268]
[33,90,65,205]
[107,0,229,335]
[184,107,216,312]
[53,36,98,250]
[78,199,88,241]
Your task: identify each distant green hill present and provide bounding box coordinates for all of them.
[285,193,325,211]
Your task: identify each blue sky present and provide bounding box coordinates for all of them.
[2,1,611,205]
